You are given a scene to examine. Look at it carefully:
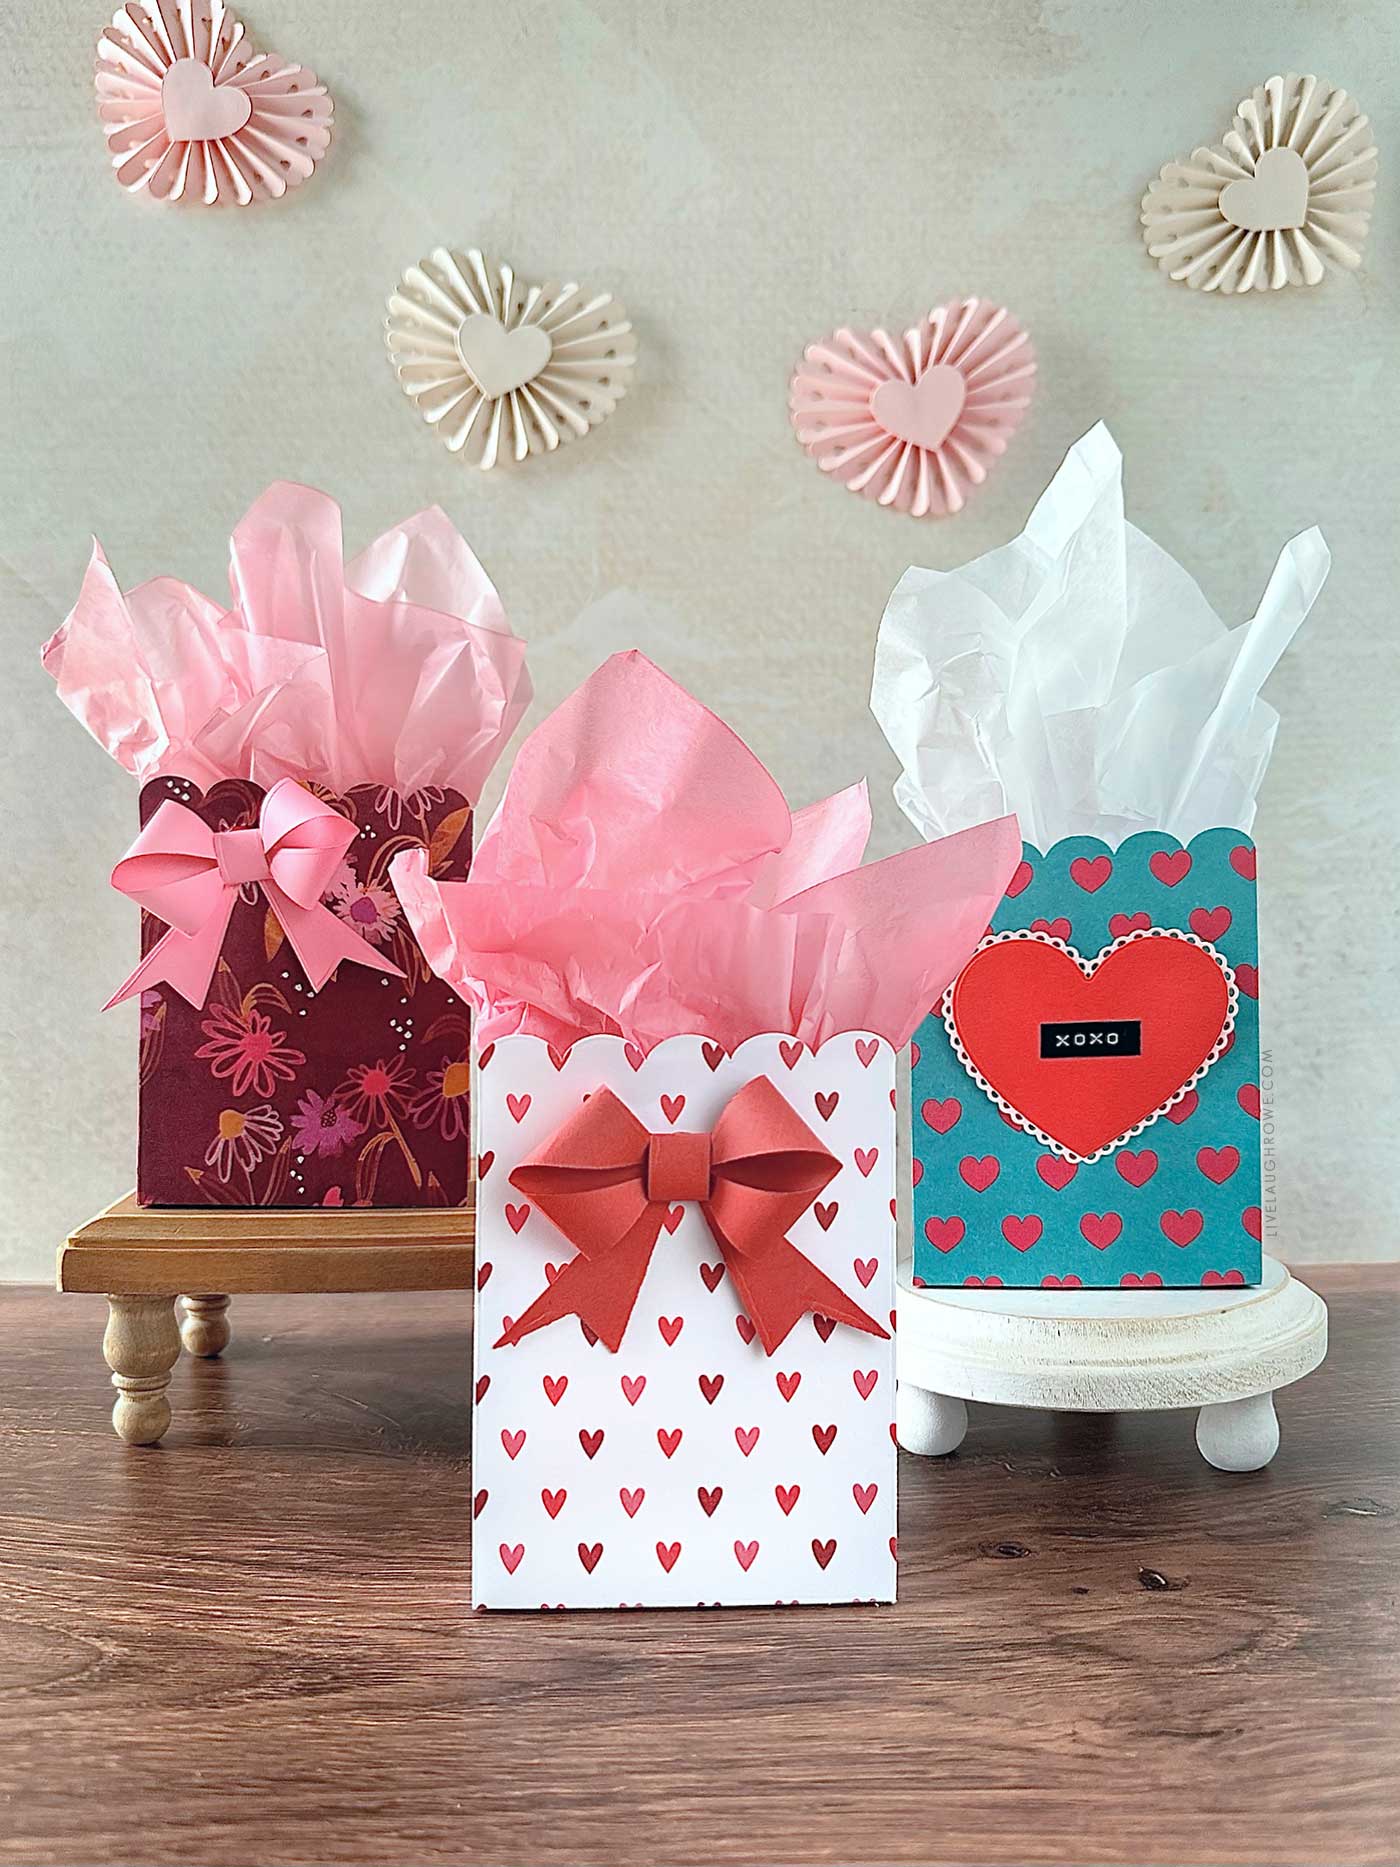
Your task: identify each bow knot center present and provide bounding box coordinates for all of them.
[645,1129,712,1205]
[214,827,271,888]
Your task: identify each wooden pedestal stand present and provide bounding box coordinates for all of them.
[58,1195,474,1445]
[896,1255,1327,1472]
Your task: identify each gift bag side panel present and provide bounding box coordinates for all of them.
[135,777,473,1208]
[471,1033,897,1611]
[911,830,1262,1288]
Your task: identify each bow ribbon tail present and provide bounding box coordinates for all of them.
[712,1223,889,1357]
[494,1213,663,1352]
[264,880,406,991]
[101,894,236,1012]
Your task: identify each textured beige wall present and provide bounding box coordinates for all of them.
[2,0,1396,1278]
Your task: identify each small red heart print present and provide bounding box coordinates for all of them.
[1109,911,1152,939]
[855,1037,880,1067]
[475,1374,490,1403]
[959,1156,1000,1192]
[812,1423,837,1455]
[1160,1209,1203,1247]
[922,1097,962,1135]
[1235,963,1258,999]
[660,1094,685,1125]
[776,1484,801,1515]
[815,1092,839,1121]
[1036,1155,1078,1191]
[889,1536,898,1562]
[499,1542,524,1574]
[964,1275,1004,1286]
[1189,906,1232,942]
[1230,845,1257,881]
[1002,1214,1043,1252]
[854,1147,879,1177]
[541,1488,567,1519]
[478,1150,495,1180]
[852,1369,878,1400]
[1041,1274,1083,1288]
[699,1262,725,1291]
[506,1093,531,1122]
[734,1540,759,1572]
[619,1487,645,1518]
[661,1205,685,1235]
[1116,1149,1158,1186]
[1070,854,1112,892]
[698,1486,723,1517]
[1149,849,1192,886]
[1164,1091,1198,1125]
[1197,1145,1240,1184]
[1203,1269,1247,1287]
[476,1260,493,1289]
[698,1373,724,1404]
[578,1428,604,1459]
[624,1042,645,1071]
[852,1483,878,1514]
[735,1315,757,1345]
[505,1204,530,1234]
[657,1428,683,1458]
[477,1043,495,1070]
[621,1374,646,1405]
[1121,1272,1164,1288]
[1238,1084,1261,1119]
[812,1315,837,1343]
[473,1489,488,1519]
[578,1542,603,1574]
[814,1201,838,1231]
[853,1257,878,1288]
[656,1540,681,1571]
[547,1046,568,1071]
[580,1320,600,1346]
[1079,1212,1122,1250]
[924,1216,965,1254]
[735,1426,760,1456]
[776,1371,801,1401]
[542,1375,568,1406]
[1031,917,1072,941]
[702,1041,726,1071]
[1005,859,1033,898]
[811,1538,837,1571]
[1242,1207,1262,1240]
[779,1040,804,1069]
[658,1316,684,1345]
[501,1428,526,1459]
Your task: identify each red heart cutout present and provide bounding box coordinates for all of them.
[948,933,1232,1159]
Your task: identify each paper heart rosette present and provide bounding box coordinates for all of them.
[390,651,1020,1608]
[43,483,530,1209]
[872,422,1330,1288]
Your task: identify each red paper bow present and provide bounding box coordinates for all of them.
[103,777,404,1011]
[499,1077,889,1354]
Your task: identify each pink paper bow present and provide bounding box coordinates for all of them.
[104,778,404,1011]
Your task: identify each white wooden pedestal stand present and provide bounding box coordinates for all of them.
[896,1256,1327,1472]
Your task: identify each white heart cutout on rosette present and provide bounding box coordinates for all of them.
[1141,72,1377,292]
[386,248,637,469]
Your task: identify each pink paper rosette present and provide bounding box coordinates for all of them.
[391,650,1021,1055]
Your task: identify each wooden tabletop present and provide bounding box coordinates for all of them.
[1,1266,1396,1867]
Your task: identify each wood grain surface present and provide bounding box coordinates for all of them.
[1,1266,1396,1867]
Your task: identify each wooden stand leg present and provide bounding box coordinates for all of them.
[180,1294,232,1359]
[896,1383,969,1457]
[103,1296,181,1445]
[1195,1392,1280,1472]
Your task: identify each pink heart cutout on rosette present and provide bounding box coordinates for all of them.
[789,297,1035,518]
[160,58,253,141]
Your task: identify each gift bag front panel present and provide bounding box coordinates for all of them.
[136,776,473,1208]
[472,1033,898,1610]
[912,830,1263,1288]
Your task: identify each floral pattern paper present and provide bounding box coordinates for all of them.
[135,775,472,1208]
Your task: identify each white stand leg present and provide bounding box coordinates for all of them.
[1195,1392,1280,1472]
[897,1383,968,1457]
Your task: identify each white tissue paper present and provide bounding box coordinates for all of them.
[871,421,1330,848]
